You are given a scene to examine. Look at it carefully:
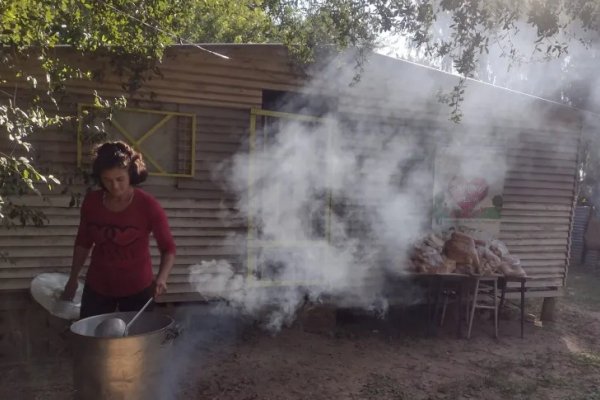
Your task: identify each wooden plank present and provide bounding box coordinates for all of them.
[188,106,250,121]
[499,224,570,232]
[4,245,244,258]
[0,226,244,237]
[510,279,564,289]
[1,236,77,247]
[508,148,577,162]
[505,289,563,299]
[518,273,565,279]
[500,216,571,224]
[197,133,246,145]
[501,203,572,212]
[505,245,567,252]
[167,47,301,75]
[0,235,242,247]
[512,131,580,144]
[505,172,576,184]
[505,164,577,175]
[65,86,261,110]
[509,252,567,260]
[500,209,571,217]
[0,280,35,291]
[67,70,297,99]
[520,259,565,267]
[190,142,242,153]
[79,76,263,98]
[0,254,242,269]
[520,266,566,273]
[503,187,575,198]
[64,80,263,105]
[0,227,78,237]
[502,195,574,205]
[157,63,304,87]
[0,263,241,279]
[507,143,578,155]
[504,180,575,191]
[0,268,71,279]
[499,231,569,239]
[37,207,241,219]
[502,238,568,246]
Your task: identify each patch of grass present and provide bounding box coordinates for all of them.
[570,352,600,369]
[431,356,576,400]
[566,269,600,310]
[358,373,408,400]
[483,371,539,399]
[571,387,600,400]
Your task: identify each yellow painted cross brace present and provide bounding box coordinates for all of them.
[246,108,334,286]
[110,118,168,174]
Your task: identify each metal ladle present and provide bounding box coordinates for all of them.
[94,297,154,337]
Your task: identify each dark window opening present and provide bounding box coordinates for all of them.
[262,90,338,117]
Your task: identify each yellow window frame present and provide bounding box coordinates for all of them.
[247,108,334,286]
[77,104,197,178]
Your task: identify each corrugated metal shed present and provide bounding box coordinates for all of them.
[0,44,589,301]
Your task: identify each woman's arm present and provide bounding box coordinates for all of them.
[150,196,177,298]
[155,251,176,297]
[61,245,91,300]
[62,193,93,301]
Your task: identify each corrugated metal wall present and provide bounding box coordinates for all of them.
[499,128,581,296]
[570,206,590,266]
[0,45,277,301]
[0,45,585,301]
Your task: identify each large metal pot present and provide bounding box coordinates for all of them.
[70,312,177,400]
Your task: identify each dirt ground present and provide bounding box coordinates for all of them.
[2,268,600,400]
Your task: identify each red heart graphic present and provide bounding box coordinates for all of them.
[447,176,489,217]
[88,224,141,246]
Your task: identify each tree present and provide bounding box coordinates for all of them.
[0,0,282,227]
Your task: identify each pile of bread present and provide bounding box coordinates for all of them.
[409,231,526,277]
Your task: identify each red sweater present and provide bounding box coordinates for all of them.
[75,189,176,297]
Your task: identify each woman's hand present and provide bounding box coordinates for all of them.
[154,277,168,298]
[154,252,174,298]
[61,277,79,301]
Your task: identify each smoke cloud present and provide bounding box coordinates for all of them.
[184,49,535,331]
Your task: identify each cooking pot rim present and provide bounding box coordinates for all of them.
[70,311,174,338]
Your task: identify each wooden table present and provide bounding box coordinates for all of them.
[398,273,526,338]
[399,273,470,338]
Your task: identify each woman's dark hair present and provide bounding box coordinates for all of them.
[91,141,148,188]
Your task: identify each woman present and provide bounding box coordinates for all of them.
[61,141,176,319]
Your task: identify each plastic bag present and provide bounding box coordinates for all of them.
[30,273,83,320]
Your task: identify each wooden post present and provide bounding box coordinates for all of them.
[541,297,557,322]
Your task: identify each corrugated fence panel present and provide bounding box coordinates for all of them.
[569,206,590,267]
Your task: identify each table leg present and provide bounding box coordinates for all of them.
[457,280,463,338]
[498,278,506,334]
[430,277,441,336]
[499,278,506,310]
[520,279,525,339]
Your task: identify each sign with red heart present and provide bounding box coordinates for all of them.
[432,148,506,239]
[447,176,489,218]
